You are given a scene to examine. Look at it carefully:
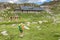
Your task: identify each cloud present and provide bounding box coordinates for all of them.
[8,1,14,3]
[0,0,51,4]
[38,0,47,2]
[28,0,47,3]
[7,0,29,3]
[8,0,19,3]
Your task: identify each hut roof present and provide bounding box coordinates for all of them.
[21,6,44,11]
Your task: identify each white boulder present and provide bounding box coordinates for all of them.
[26,22,30,26]
[38,21,43,24]
[24,26,30,30]
[1,31,8,36]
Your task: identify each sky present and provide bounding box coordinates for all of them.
[0,0,52,4]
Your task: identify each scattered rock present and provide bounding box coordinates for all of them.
[38,21,43,24]
[37,26,41,30]
[1,30,8,36]
[26,22,30,26]
[20,34,24,38]
[53,18,60,23]
[12,24,16,26]
[24,26,30,30]
[43,20,48,23]
[58,39,60,40]
[8,20,11,22]
[37,26,40,28]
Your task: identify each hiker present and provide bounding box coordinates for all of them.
[18,23,24,38]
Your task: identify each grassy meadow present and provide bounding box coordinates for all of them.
[0,8,60,40]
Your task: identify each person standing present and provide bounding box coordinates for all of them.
[18,23,24,38]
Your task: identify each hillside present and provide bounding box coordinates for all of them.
[0,2,40,10]
[0,1,60,40]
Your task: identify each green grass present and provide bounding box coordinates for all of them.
[0,7,60,40]
[0,12,60,40]
[0,23,60,40]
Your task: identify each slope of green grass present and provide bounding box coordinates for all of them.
[0,12,60,40]
[0,5,60,40]
[0,22,60,40]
